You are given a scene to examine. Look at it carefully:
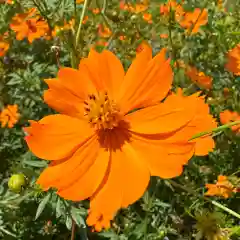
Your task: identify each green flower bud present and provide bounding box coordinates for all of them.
[8,174,26,193]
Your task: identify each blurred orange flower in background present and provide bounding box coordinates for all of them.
[143,13,152,23]
[76,0,84,3]
[160,0,184,22]
[52,20,74,37]
[220,110,240,132]
[180,8,208,34]
[24,45,216,231]
[205,175,236,198]
[98,24,112,38]
[225,44,240,76]
[10,8,49,43]
[0,35,9,57]
[120,1,148,13]
[186,66,212,89]
[0,104,20,128]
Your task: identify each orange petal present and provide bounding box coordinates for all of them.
[57,67,96,100]
[88,131,150,227]
[44,79,85,118]
[194,136,215,156]
[126,91,196,135]
[24,114,94,160]
[37,135,99,191]
[130,133,195,179]
[80,49,125,100]
[118,47,173,113]
[57,147,109,201]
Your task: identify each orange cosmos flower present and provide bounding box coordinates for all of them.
[0,36,9,57]
[205,175,236,198]
[98,24,112,38]
[186,66,212,89]
[0,104,20,128]
[180,8,208,34]
[143,13,152,23]
[76,0,84,3]
[220,110,240,132]
[24,45,217,231]
[225,44,240,76]
[120,1,148,13]
[160,33,168,39]
[52,20,74,37]
[10,8,49,43]
[160,0,184,22]
[92,8,100,14]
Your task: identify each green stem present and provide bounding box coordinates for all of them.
[211,200,240,219]
[75,0,89,47]
[102,0,107,13]
[70,220,76,240]
[189,120,240,140]
[168,180,240,220]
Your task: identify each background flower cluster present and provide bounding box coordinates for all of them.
[0,0,240,239]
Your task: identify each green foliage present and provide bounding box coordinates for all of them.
[0,0,240,239]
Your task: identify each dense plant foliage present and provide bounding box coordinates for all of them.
[0,0,240,239]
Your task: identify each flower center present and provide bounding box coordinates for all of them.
[84,92,121,130]
[26,20,37,33]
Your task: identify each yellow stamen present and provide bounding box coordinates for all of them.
[84,92,121,130]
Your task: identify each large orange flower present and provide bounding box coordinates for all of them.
[225,44,240,76]
[10,8,49,43]
[24,46,217,231]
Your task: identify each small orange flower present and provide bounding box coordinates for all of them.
[205,175,236,198]
[6,0,14,4]
[10,8,49,43]
[0,104,20,128]
[186,66,212,89]
[220,110,240,132]
[0,36,9,57]
[225,44,240,76]
[180,8,208,34]
[24,46,216,231]
[136,41,151,54]
[143,13,152,23]
[120,1,148,13]
[52,20,74,37]
[160,33,168,39]
[92,8,100,14]
[160,0,184,22]
[118,35,126,41]
[98,24,112,38]
[76,0,84,3]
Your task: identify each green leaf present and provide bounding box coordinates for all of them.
[35,192,51,220]
[23,160,47,168]
[56,198,64,218]
[65,215,72,230]
[70,207,86,227]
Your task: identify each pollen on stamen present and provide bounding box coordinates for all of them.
[83,92,122,130]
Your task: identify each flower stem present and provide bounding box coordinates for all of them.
[189,120,240,140]
[211,200,240,219]
[168,180,240,220]
[75,0,89,47]
[70,220,76,240]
